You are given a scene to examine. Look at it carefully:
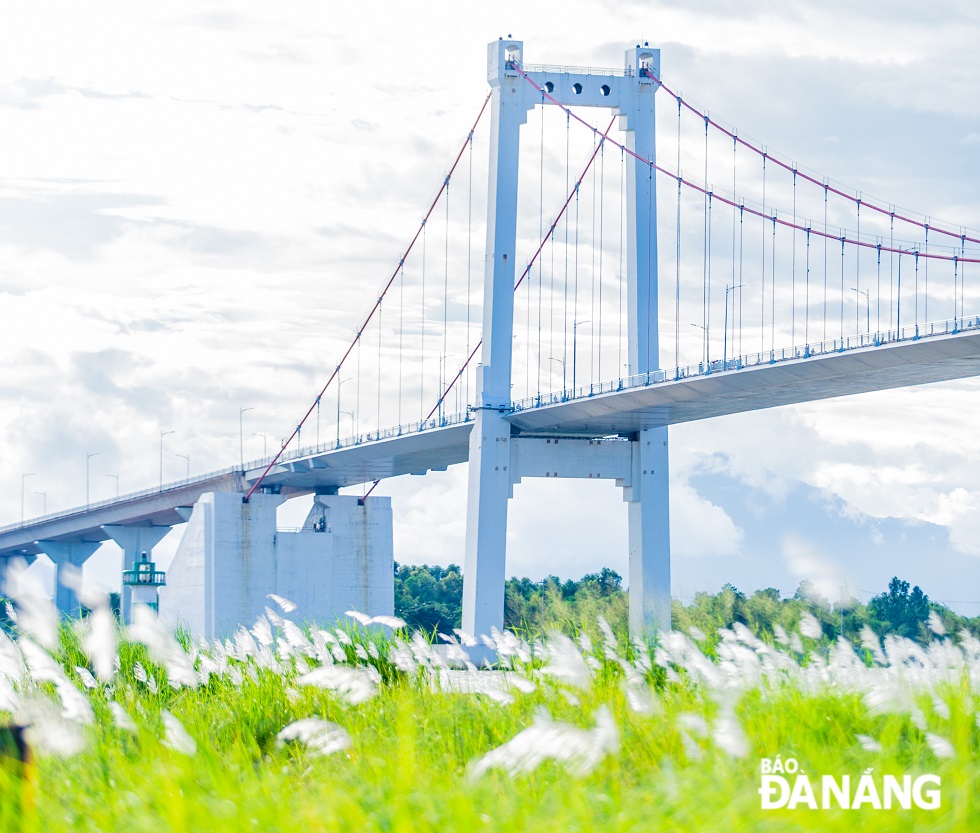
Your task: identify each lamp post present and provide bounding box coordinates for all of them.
[159,430,174,490]
[34,491,46,515]
[438,354,455,422]
[851,287,870,335]
[86,452,100,508]
[239,407,253,472]
[340,409,355,441]
[176,453,190,480]
[724,284,744,369]
[690,323,708,370]
[336,378,353,448]
[572,320,590,392]
[549,356,566,392]
[20,472,33,523]
[106,473,119,497]
[252,432,268,457]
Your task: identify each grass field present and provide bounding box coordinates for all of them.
[1,595,978,832]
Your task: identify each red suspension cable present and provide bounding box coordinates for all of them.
[509,62,979,264]
[244,93,492,502]
[423,115,618,423]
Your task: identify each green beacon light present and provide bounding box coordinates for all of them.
[122,551,167,614]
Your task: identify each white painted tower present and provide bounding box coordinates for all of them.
[462,40,670,639]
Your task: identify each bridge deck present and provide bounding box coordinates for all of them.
[2,325,979,556]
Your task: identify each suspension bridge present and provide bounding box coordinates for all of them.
[2,39,978,637]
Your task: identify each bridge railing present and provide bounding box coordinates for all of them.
[511,314,980,412]
[6,316,977,534]
[0,465,253,536]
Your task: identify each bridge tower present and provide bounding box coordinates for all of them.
[463,40,670,639]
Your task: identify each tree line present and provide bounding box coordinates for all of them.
[395,563,980,644]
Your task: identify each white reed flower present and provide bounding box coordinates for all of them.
[127,606,197,688]
[297,666,378,705]
[268,594,297,614]
[856,734,882,752]
[80,606,117,683]
[19,696,86,757]
[927,611,946,637]
[453,629,479,647]
[712,704,749,758]
[75,666,98,690]
[860,626,887,666]
[925,733,955,759]
[161,711,197,755]
[0,674,19,714]
[468,706,618,779]
[108,702,137,732]
[277,717,351,757]
[19,638,93,725]
[345,610,372,627]
[251,616,274,648]
[10,565,60,650]
[0,629,26,681]
[798,612,823,641]
[539,633,593,690]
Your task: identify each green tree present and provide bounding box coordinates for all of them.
[867,577,931,641]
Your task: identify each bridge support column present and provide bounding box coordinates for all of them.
[36,541,101,618]
[461,40,530,638]
[159,492,393,638]
[624,428,671,636]
[462,409,512,637]
[103,525,171,623]
[622,46,671,638]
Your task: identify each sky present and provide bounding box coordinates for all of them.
[2,1,980,615]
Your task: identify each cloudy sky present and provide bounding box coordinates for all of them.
[3,1,980,615]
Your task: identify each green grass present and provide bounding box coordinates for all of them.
[1,612,978,832]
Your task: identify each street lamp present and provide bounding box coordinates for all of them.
[336,378,353,448]
[21,472,33,523]
[851,287,870,334]
[724,284,744,369]
[106,473,119,498]
[34,491,46,515]
[549,356,567,391]
[86,452,100,508]
[690,323,708,370]
[176,453,190,480]
[340,409,356,441]
[252,432,268,458]
[239,407,253,472]
[438,354,455,422]
[572,320,591,392]
[159,430,174,490]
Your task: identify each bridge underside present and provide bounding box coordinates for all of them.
[2,327,980,558]
[507,327,980,435]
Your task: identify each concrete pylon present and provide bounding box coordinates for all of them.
[462,39,529,639]
[36,541,101,618]
[103,525,171,623]
[621,46,671,637]
[462,40,671,640]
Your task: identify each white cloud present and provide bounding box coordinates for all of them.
[0,1,978,608]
